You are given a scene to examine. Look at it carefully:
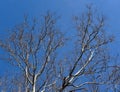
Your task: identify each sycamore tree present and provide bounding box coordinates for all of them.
[0,6,118,92]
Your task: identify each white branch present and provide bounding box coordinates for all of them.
[25,67,33,84]
[69,50,94,83]
[72,81,102,88]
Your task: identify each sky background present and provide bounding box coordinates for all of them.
[0,0,120,75]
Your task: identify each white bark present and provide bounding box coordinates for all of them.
[69,50,94,83]
[32,75,37,92]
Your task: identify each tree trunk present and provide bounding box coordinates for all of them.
[32,84,36,92]
[32,75,37,92]
[18,84,21,92]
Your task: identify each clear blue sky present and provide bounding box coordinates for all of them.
[0,0,120,75]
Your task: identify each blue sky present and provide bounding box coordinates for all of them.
[0,0,120,35]
[0,0,120,75]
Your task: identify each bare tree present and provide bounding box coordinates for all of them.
[0,6,116,92]
[56,6,114,92]
[0,12,64,92]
